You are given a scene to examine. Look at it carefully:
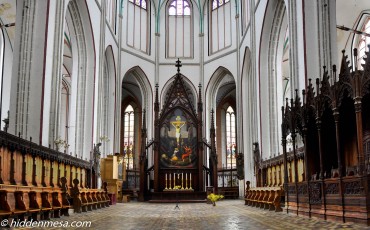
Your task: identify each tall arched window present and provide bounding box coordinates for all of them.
[209,0,232,54]
[127,0,150,53]
[123,105,135,170]
[166,0,193,58]
[357,17,370,69]
[225,106,236,169]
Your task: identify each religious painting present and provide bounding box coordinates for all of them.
[159,108,197,168]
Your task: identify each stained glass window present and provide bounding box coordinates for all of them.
[212,0,230,10]
[168,0,191,16]
[166,0,193,58]
[129,0,147,9]
[123,105,135,170]
[226,106,236,169]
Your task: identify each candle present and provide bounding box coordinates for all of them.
[166,173,167,180]
[182,173,183,181]
[186,173,187,180]
[190,173,192,180]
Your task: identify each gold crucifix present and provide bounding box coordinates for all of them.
[171,116,186,145]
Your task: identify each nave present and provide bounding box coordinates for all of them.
[16,200,369,230]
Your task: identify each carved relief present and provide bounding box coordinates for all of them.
[309,182,322,204]
[344,180,363,195]
[297,183,308,195]
[325,183,339,195]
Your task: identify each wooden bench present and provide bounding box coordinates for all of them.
[245,186,283,212]
[70,179,110,213]
[0,190,12,221]
[51,192,62,218]
[60,177,72,216]
[0,177,110,225]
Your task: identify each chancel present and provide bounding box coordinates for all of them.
[0,0,370,229]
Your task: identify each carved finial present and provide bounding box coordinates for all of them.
[354,48,358,71]
[302,89,306,106]
[198,83,202,102]
[295,89,299,99]
[316,78,320,94]
[333,65,337,82]
[155,83,159,103]
[176,58,182,74]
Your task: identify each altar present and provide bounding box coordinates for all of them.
[138,59,215,202]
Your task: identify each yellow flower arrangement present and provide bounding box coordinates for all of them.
[207,193,224,206]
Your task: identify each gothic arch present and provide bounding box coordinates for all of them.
[122,66,153,112]
[206,66,235,110]
[206,66,236,173]
[241,46,255,183]
[122,66,153,140]
[259,0,288,159]
[161,74,197,110]
[53,0,96,159]
[96,46,116,157]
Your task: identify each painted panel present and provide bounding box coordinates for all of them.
[159,108,197,168]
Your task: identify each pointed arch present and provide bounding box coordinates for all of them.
[259,0,288,159]
[206,66,236,175]
[121,66,153,163]
[97,46,116,158]
[161,74,198,110]
[52,0,96,159]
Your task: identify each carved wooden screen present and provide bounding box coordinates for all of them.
[153,63,204,192]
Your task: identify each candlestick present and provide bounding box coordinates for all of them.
[169,174,172,190]
[181,173,184,189]
[189,173,192,189]
[185,173,188,189]
[165,174,168,190]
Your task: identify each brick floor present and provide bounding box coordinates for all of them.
[13,200,370,229]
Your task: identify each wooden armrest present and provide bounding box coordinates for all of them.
[0,210,12,216]
[13,209,27,214]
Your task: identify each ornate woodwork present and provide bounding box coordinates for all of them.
[265,45,370,225]
[140,59,213,201]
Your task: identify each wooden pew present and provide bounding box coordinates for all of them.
[9,191,27,220]
[60,177,72,216]
[0,190,12,221]
[244,186,283,212]
[102,182,111,207]
[85,190,95,210]
[51,192,62,218]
